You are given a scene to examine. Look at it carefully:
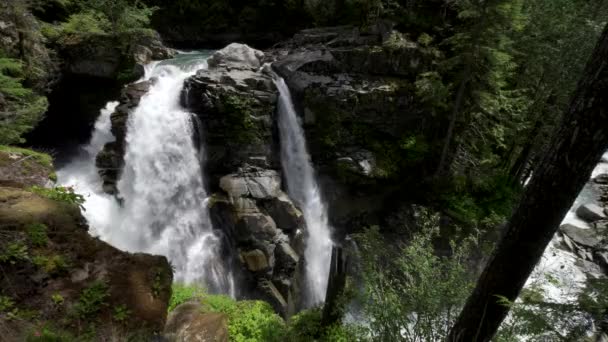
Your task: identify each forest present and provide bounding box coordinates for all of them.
[1,0,608,341]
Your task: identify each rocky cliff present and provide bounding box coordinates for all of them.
[0,149,173,340]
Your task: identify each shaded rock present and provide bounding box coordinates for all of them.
[0,187,172,340]
[208,43,264,69]
[594,173,608,185]
[241,249,270,272]
[258,279,288,317]
[560,224,602,248]
[236,213,278,242]
[275,242,299,271]
[576,203,607,222]
[261,195,304,232]
[594,219,608,230]
[164,301,229,342]
[561,233,576,252]
[0,149,55,188]
[96,80,151,194]
[220,169,281,199]
[181,55,278,177]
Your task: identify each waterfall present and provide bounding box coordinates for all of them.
[58,53,234,296]
[274,76,333,306]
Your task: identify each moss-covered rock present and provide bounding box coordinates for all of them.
[0,146,55,188]
[0,186,173,340]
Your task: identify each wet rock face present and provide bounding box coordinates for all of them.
[208,166,304,317]
[96,80,151,195]
[59,32,175,81]
[181,44,279,181]
[0,187,172,340]
[271,26,443,232]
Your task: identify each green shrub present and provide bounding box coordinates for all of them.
[112,304,131,324]
[32,254,68,275]
[168,284,205,312]
[0,242,29,264]
[30,186,85,209]
[355,210,475,341]
[26,326,73,342]
[73,281,109,318]
[0,58,48,144]
[27,223,49,247]
[216,300,285,342]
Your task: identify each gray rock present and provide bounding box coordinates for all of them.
[576,203,607,222]
[561,233,576,252]
[164,301,229,342]
[220,169,281,199]
[594,219,608,230]
[560,224,602,248]
[261,194,304,232]
[241,249,270,272]
[235,213,278,242]
[208,43,264,69]
[594,173,608,185]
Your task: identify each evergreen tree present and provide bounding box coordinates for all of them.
[448,23,608,341]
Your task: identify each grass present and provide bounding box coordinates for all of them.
[0,146,53,168]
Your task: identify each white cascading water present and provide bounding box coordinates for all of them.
[274,76,333,306]
[58,53,234,295]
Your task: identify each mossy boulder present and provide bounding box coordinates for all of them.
[0,146,55,188]
[0,186,173,340]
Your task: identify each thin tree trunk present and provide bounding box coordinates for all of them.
[448,23,608,342]
[435,68,469,178]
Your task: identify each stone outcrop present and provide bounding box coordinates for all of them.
[58,32,175,81]
[270,25,442,230]
[181,44,278,181]
[164,302,229,342]
[0,148,55,188]
[0,186,172,340]
[96,80,151,194]
[208,166,304,316]
[576,203,607,223]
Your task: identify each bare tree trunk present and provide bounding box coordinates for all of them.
[435,67,469,178]
[448,23,608,342]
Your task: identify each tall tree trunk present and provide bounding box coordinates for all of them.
[435,67,469,178]
[448,24,608,342]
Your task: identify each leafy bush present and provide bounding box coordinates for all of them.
[168,283,205,312]
[0,242,29,264]
[32,254,68,275]
[0,57,48,144]
[284,308,362,341]
[73,281,109,318]
[27,223,49,247]
[30,186,85,209]
[355,209,475,341]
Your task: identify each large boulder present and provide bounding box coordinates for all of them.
[164,302,229,342]
[576,203,607,223]
[208,166,304,317]
[0,148,55,188]
[0,187,172,340]
[208,43,264,69]
[560,224,603,249]
[181,49,278,180]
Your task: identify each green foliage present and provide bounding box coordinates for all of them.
[0,146,53,168]
[32,254,68,275]
[168,283,205,312]
[73,281,109,319]
[26,326,74,342]
[0,241,29,264]
[222,94,262,144]
[112,304,131,323]
[285,308,362,342]
[0,295,15,313]
[0,57,48,144]
[27,223,49,247]
[51,294,64,306]
[212,299,285,342]
[355,209,475,341]
[30,186,85,209]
